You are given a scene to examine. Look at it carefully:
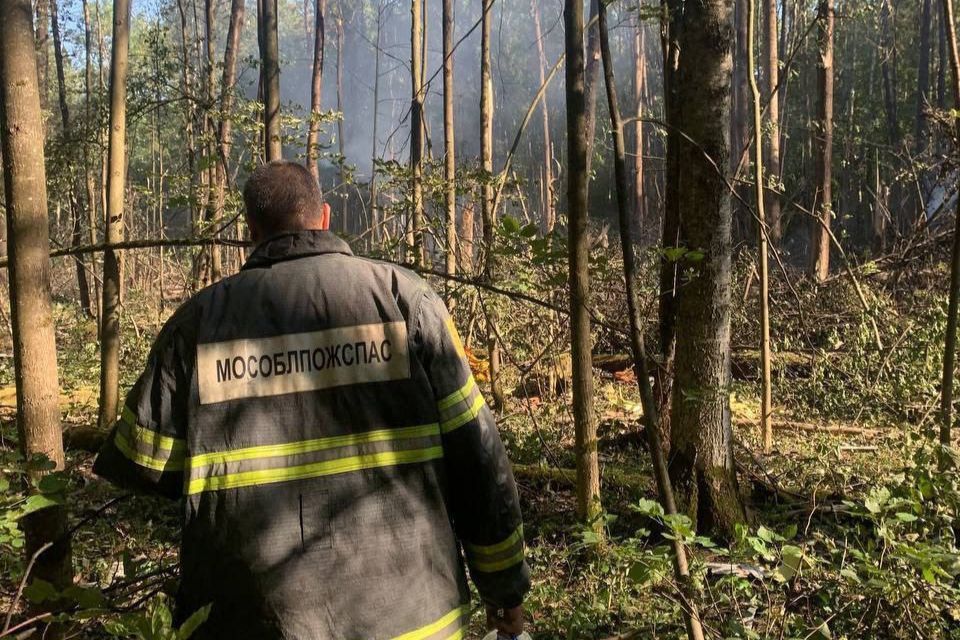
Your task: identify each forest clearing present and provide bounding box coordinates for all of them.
[2,0,960,637]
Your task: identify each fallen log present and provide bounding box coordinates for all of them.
[512,463,652,495]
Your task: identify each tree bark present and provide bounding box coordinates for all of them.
[260,0,282,160]
[939,0,960,447]
[918,0,933,151]
[306,0,326,179]
[409,0,425,264]
[582,0,601,182]
[34,0,49,116]
[442,0,457,289]
[98,0,131,430]
[750,0,774,452]
[212,0,245,283]
[666,0,747,536]
[809,0,834,283]
[532,0,555,234]
[598,6,704,638]
[564,0,601,528]
[763,0,782,244]
[480,0,504,410]
[633,15,645,237]
[0,0,72,587]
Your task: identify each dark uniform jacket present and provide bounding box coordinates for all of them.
[93,230,530,640]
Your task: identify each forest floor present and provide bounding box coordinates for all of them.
[1,289,957,639]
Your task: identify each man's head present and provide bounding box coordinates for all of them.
[242,161,328,242]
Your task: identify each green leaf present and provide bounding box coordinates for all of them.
[633,498,665,518]
[24,579,58,604]
[894,512,918,522]
[177,605,212,640]
[864,487,891,514]
[63,585,107,609]
[38,474,68,495]
[775,545,804,582]
[19,493,63,518]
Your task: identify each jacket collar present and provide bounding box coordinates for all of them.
[242,230,353,270]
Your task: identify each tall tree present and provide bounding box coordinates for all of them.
[564,0,601,527]
[598,5,704,637]
[751,0,774,452]
[918,0,933,150]
[0,0,72,586]
[212,0,246,282]
[481,0,504,409]
[940,0,960,447]
[666,0,747,535]
[409,0,424,264]
[809,0,834,283]
[633,14,645,233]
[442,0,456,285]
[34,0,49,114]
[306,0,326,180]
[260,0,281,160]
[532,0,555,233]
[764,0,782,244]
[97,0,132,429]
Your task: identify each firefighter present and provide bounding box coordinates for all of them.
[94,161,530,639]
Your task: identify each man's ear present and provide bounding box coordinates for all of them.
[320,203,331,230]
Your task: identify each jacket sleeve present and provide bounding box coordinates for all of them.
[92,316,191,500]
[414,287,531,609]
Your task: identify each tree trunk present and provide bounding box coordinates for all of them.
[564,0,601,528]
[598,6,704,637]
[939,0,960,447]
[261,0,282,160]
[409,0,425,264]
[0,0,72,587]
[633,15,645,237]
[50,0,68,130]
[306,0,326,179]
[460,199,474,273]
[442,0,457,288]
[34,0,49,116]
[369,4,383,248]
[335,1,346,230]
[532,0,555,234]
[98,0,132,429]
[582,0,601,182]
[918,0,933,151]
[729,0,750,241]
[666,0,747,536]
[480,0,504,410]
[880,0,899,147]
[213,0,246,282]
[82,0,101,321]
[763,0,782,244]
[751,0,774,453]
[809,0,834,283]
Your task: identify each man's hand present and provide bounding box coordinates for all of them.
[485,604,524,638]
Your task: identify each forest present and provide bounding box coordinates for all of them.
[1,0,960,635]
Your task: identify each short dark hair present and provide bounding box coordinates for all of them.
[242,161,323,234]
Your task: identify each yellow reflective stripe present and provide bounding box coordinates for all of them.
[445,317,467,359]
[187,446,443,495]
[114,430,184,472]
[437,376,476,412]
[440,394,484,434]
[121,406,185,454]
[188,423,440,469]
[390,605,469,640]
[471,549,525,573]
[444,630,464,640]
[465,525,524,556]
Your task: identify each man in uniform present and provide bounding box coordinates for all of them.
[94,161,530,639]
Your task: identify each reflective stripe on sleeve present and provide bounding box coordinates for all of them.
[437,376,485,434]
[464,525,525,573]
[390,605,469,640]
[185,423,443,495]
[114,406,186,472]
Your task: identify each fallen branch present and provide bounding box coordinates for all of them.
[733,418,883,437]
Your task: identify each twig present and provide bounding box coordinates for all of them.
[3,542,53,633]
